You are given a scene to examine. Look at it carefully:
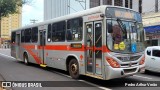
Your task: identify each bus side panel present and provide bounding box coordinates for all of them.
[45,44,85,75]
[46,50,84,71]
[21,43,40,64]
[11,43,16,58]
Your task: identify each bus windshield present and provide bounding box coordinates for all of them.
[106,7,145,53]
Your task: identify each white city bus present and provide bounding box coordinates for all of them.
[11,5,145,80]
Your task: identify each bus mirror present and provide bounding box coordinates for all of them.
[108,23,113,33]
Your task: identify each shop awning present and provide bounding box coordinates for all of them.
[144,25,160,40]
[144,25,160,34]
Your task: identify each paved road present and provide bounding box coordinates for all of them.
[0,49,160,90]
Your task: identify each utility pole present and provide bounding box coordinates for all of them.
[155,0,158,12]
[30,19,38,24]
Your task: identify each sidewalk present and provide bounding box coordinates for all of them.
[0,48,11,56]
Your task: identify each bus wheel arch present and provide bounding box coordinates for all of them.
[23,52,29,65]
[66,56,80,79]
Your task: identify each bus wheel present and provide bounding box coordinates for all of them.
[24,54,29,65]
[69,59,79,79]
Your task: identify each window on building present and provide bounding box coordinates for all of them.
[130,0,132,9]
[31,27,38,42]
[103,0,112,5]
[52,21,66,42]
[125,0,128,8]
[152,40,158,46]
[24,28,32,42]
[67,18,83,41]
[114,0,123,6]
[11,32,16,43]
[139,0,142,13]
[90,0,100,8]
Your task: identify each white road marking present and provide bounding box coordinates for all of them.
[0,53,15,59]
[78,80,112,90]
[52,71,111,90]
[133,75,152,80]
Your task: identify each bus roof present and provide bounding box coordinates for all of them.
[12,5,137,32]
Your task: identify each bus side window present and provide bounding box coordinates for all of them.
[67,17,83,41]
[47,24,52,42]
[21,30,25,43]
[52,21,66,42]
[31,27,38,43]
[24,28,32,43]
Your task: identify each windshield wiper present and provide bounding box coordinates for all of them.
[116,18,126,33]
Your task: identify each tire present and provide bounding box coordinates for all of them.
[24,54,29,65]
[69,59,80,79]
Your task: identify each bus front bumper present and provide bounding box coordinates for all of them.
[105,64,145,80]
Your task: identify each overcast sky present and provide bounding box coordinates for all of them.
[22,0,89,26]
[22,0,44,26]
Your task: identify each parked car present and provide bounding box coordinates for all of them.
[145,46,160,73]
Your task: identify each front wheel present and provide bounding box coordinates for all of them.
[69,59,80,79]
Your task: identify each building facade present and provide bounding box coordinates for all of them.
[89,0,159,14]
[44,0,70,20]
[44,0,89,20]
[0,7,22,48]
[90,0,132,9]
[143,12,160,46]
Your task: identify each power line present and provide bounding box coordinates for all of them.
[75,0,86,10]
[67,5,77,12]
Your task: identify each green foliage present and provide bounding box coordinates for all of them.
[0,0,31,19]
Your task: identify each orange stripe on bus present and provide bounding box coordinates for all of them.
[16,44,110,64]
[22,45,42,64]
[21,44,110,53]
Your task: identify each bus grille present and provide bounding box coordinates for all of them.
[117,55,141,62]
[123,68,137,73]
[121,63,138,67]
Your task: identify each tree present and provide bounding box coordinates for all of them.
[0,0,31,37]
[0,0,31,19]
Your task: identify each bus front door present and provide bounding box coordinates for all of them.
[16,34,20,59]
[85,21,103,76]
[39,30,46,66]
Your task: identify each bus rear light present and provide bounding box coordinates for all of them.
[139,55,145,65]
[106,57,120,68]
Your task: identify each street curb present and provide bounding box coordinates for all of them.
[0,75,4,90]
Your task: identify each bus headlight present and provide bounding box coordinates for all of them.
[139,55,145,65]
[106,57,120,68]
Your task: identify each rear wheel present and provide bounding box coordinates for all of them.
[69,59,80,79]
[24,54,29,65]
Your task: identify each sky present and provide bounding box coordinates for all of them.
[22,0,89,26]
[22,0,44,26]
